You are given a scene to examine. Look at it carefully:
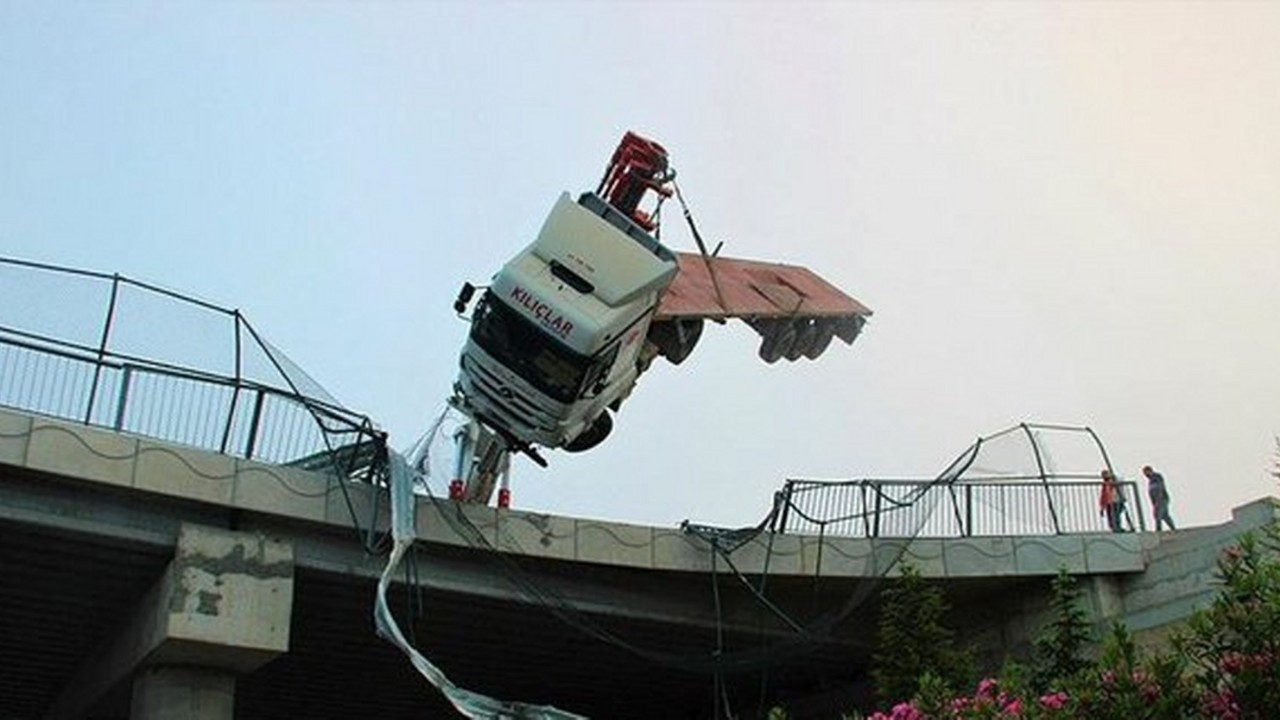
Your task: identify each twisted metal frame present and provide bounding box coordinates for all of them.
[775,423,1146,538]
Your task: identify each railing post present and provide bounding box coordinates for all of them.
[860,483,870,537]
[965,484,974,537]
[776,481,794,534]
[1020,423,1061,534]
[1128,481,1147,532]
[220,310,245,455]
[112,365,132,431]
[220,386,240,455]
[1000,484,1009,535]
[872,483,883,538]
[244,389,266,460]
[84,274,121,424]
[948,483,965,537]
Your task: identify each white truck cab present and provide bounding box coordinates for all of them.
[455,191,678,453]
[444,132,870,505]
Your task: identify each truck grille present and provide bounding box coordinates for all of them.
[459,354,560,443]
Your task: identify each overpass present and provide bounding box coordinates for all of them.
[2,258,1275,718]
[3,406,1275,719]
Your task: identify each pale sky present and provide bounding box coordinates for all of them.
[3,2,1278,529]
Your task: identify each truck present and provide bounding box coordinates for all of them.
[447,132,871,505]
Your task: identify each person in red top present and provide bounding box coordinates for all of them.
[1098,470,1124,532]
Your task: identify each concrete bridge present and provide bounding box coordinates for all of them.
[1,406,1276,719]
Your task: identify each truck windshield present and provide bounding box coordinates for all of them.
[470,295,591,403]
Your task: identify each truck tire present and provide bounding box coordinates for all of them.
[647,321,676,359]
[564,411,613,453]
[648,319,703,366]
[834,314,866,344]
[785,319,815,361]
[802,319,836,359]
[757,320,796,364]
[669,318,703,365]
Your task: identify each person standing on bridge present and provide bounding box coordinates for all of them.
[1144,465,1176,531]
[1099,470,1124,532]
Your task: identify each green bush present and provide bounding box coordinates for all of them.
[1029,569,1092,692]
[860,521,1280,719]
[871,564,972,704]
[1176,521,1280,718]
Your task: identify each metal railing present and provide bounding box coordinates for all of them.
[776,477,1146,538]
[0,257,387,482]
[773,422,1147,538]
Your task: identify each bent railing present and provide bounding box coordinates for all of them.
[776,477,1146,538]
[774,422,1148,538]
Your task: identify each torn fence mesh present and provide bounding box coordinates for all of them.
[373,446,588,719]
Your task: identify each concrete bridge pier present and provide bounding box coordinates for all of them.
[130,666,235,720]
[44,523,294,720]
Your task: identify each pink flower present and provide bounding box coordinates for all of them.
[1139,681,1159,703]
[1204,689,1239,720]
[890,701,922,720]
[1038,691,1068,710]
[1248,651,1273,670]
[976,678,999,698]
[1003,697,1023,716]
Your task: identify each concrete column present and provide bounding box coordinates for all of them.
[131,666,235,720]
[1088,574,1125,625]
[45,523,293,720]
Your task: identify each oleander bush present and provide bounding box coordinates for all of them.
[853,521,1280,720]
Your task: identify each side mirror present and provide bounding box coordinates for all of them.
[453,283,476,314]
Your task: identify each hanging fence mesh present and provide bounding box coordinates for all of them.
[776,423,1145,538]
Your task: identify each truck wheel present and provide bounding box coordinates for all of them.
[785,319,815,361]
[648,319,703,366]
[668,318,703,365]
[757,320,796,364]
[564,411,613,453]
[802,320,836,359]
[647,321,676,358]
[834,314,866,344]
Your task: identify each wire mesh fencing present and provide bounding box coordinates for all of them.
[776,477,1145,538]
[0,257,387,483]
[774,423,1147,538]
